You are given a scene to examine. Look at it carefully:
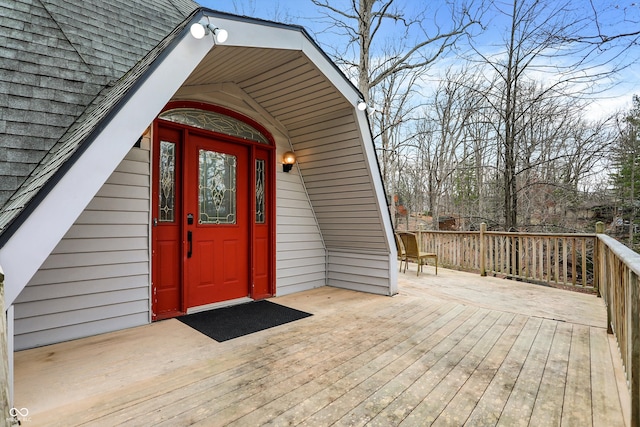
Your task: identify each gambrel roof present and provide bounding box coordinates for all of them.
[0,0,200,240]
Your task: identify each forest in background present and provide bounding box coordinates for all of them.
[305,0,640,242]
[216,0,640,246]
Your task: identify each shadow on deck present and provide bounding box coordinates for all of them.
[14,267,628,426]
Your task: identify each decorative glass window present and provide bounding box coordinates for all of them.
[159,141,176,222]
[199,149,237,224]
[255,159,265,223]
[159,108,269,144]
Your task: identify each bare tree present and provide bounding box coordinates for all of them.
[300,0,627,235]
[565,1,640,48]
[307,0,484,229]
[469,0,621,230]
[371,67,421,225]
[417,69,477,229]
[310,0,483,101]
[611,96,640,247]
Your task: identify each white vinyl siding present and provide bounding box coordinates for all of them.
[13,146,150,350]
[275,168,326,296]
[327,250,394,295]
[287,111,393,294]
[288,112,387,250]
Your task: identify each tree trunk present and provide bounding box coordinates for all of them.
[504,0,519,232]
[358,0,372,101]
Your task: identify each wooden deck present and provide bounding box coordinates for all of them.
[14,268,628,426]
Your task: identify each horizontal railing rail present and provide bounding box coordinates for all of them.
[416,225,597,289]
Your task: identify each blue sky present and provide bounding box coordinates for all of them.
[198,0,640,117]
[197,0,447,46]
[199,0,318,23]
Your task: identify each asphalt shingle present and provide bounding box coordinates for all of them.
[0,0,200,235]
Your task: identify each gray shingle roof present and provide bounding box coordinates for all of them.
[0,0,200,240]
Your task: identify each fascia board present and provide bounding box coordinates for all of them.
[301,39,362,109]
[0,32,215,307]
[212,17,304,50]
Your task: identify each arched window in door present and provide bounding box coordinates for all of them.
[159,108,270,144]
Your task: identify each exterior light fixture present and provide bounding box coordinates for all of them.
[213,28,228,43]
[190,21,228,43]
[282,151,296,173]
[357,100,367,111]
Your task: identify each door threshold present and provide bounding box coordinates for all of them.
[186,297,253,315]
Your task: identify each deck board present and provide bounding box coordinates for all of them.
[266,304,470,426]
[562,324,593,426]
[175,303,459,426]
[401,311,516,426]
[13,268,626,426]
[251,304,460,426]
[305,306,483,427]
[117,298,432,425]
[394,310,507,426]
[464,316,544,426]
[496,319,556,426]
[431,313,528,426]
[528,321,572,426]
[591,327,626,427]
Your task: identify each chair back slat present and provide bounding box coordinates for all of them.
[399,232,420,257]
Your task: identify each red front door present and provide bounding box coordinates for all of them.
[184,134,250,307]
[152,115,274,320]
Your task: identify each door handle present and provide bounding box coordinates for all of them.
[187,231,193,258]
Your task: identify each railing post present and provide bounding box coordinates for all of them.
[1,266,12,427]
[480,223,487,276]
[595,222,604,294]
[629,270,640,427]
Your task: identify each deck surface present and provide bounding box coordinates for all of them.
[14,268,627,426]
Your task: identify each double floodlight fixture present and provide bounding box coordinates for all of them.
[357,99,377,115]
[190,20,228,43]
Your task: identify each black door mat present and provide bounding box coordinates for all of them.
[177,300,313,342]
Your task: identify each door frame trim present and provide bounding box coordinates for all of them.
[151,102,276,320]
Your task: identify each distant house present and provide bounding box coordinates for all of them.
[0,0,396,396]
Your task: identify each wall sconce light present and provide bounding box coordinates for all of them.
[190,21,228,43]
[282,151,296,173]
[357,100,368,111]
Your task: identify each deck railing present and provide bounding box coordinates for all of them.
[408,222,639,425]
[596,230,640,426]
[1,267,11,427]
[417,224,597,289]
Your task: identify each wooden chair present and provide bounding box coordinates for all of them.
[394,233,406,272]
[397,232,438,276]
